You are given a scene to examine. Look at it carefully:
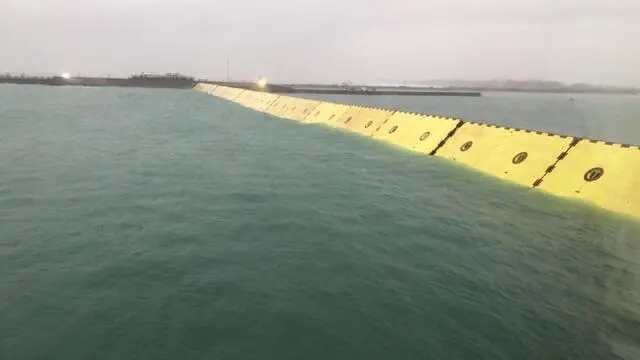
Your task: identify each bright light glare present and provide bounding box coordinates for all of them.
[257,77,268,89]
[61,72,71,79]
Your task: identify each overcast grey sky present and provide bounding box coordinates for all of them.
[2,0,639,85]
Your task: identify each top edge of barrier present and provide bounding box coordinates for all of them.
[368,107,391,112]
[465,121,576,139]
[344,104,392,112]
[194,85,638,148]
[304,101,608,145]
[586,139,640,149]
[385,110,636,147]
[391,110,462,122]
[464,120,638,147]
[333,103,399,113]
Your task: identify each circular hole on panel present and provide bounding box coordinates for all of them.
[584,167,604,182]
[512,152,528,164]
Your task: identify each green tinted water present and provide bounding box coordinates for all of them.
[1,85,639,359]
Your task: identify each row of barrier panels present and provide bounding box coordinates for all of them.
[195,83,217,94]
[194,84,640,220]
[373,113,462,155]
[213,86,245,101]
[234,90,280,112]
[232,90,255,109]
[304,103,352,126]
[435,123,576,187]
[335,106,396,136]
[536,140,640,218]
[266,95,321,122]
[264,95,294,119]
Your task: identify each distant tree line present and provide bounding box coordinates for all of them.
[128,73,194,81]
[1,73,50,79]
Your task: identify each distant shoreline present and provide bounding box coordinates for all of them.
[1,75,637,95]
[277,83,639,95]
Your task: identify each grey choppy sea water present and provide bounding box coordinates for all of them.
[1,85,639,360]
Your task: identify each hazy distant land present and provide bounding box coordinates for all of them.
[1,73,638,94]
[378,79,639,94]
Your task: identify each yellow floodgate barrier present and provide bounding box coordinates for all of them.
[435,123,576,187]
[234,90,279,112]
[213,86,244,101]
[304,102,352,126]
[536,140,640,219]
[265,95,319,122]
[194,83,217,94]
[335,107,396,136]
[373,112,462,154]
[194,84,640,220]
